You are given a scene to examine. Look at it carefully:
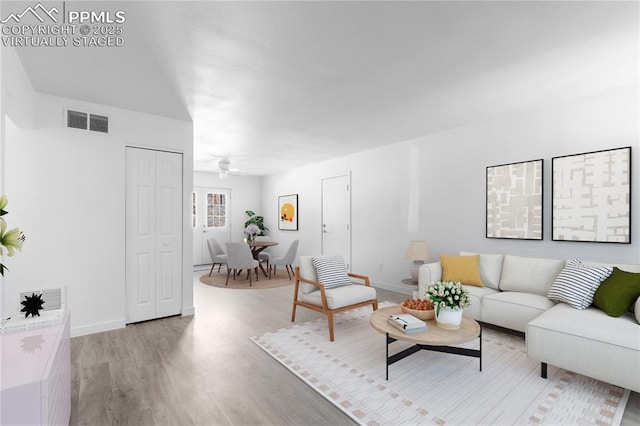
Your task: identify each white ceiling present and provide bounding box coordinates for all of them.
[10,1,639,176]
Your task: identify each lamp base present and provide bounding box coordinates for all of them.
[409,260,424,283]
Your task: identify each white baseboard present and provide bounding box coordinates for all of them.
[71,319,125,337]
[372,281,416,296]
[182,306,195,316]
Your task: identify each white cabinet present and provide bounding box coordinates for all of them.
[1,311,70,425]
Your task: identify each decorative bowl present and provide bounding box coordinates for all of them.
[401,306,435,320]
[401,299,435,320]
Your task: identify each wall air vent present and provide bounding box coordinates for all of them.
[89,114,109,133]
[66,109,109,133]
[67,110,88,130]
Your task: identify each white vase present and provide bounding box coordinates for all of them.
[435,306,463,330]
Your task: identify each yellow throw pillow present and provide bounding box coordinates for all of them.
[440,254,484,287]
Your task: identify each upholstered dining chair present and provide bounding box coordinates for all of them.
[207,238,228,276]
[225,242,259,286]
[269,240,299,280]
[292,255,378,341]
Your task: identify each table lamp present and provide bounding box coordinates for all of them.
[404,240,430,283]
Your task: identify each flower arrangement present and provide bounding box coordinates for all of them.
[0,196,26,276]
[244,223,261,242]
[424,281,470,315]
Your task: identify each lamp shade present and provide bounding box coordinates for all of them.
[404,241,430,262]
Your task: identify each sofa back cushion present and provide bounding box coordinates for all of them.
[499,255,565,296]
[459,252,504,290]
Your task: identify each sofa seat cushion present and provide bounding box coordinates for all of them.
[526,303,640,392]
[481,292,555,333]
[499,255,565,296]
[461,285,499,321]
[301,284,377,310]
[528,302,640,351]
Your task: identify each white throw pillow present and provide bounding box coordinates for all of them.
[635,297,640,324]
[547,259,612,309]
[312,256,351,289]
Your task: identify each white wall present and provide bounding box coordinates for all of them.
[262,83,640,294]
[1,48,194,336]
[193,171,264,242]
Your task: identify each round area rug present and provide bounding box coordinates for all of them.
[199,271,294,289]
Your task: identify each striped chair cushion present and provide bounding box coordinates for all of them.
[312,256,351,289]
[547,259,612,309]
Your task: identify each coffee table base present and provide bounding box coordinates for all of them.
[385,328,482,380]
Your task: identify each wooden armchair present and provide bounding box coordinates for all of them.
[292,255,378,341]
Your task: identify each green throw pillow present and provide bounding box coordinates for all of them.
[593,267,640,317]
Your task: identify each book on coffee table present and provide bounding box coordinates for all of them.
[388,314,427,334]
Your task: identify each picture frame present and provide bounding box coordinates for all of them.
[486,159,543,240]
[552,146,631,243]
[278,194,298,231]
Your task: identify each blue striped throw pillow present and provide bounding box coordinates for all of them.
[311,256,351,289]
[547,259,612,309]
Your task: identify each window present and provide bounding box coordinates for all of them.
[207,192,227,228]
[192,191,197,228]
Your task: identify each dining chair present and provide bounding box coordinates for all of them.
[254,236,271,269]
[269,240,299,280]
[207,238,228,276]
[292,255,378,341]
[225,242,260,286]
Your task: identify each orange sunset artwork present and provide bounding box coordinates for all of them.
[280,203,295,223]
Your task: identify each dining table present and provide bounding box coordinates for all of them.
[248,240,279,277]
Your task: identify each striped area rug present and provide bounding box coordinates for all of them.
[251,303,629,425]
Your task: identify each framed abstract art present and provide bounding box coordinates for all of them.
[486,159,543,240]
[278,194,298,231]
[552,147,631,243]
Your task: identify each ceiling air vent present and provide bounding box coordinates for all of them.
[66,109,109,133]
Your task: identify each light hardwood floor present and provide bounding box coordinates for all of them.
[70,271,639,425]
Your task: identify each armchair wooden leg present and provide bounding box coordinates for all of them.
[217,264,222,273]
[327,313,335,342]
[373,300,378,311]
[209,263,216,277]
[225,269,231,285]
[291,303,297,322]
[255,267,259,282]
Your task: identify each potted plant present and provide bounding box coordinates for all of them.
[244,210,268,236]
[424,281,470,330]
[0,195,26,276]
[244,210,269,241]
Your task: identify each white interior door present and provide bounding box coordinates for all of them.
[192,187,231,266]
[126,147,183,323]
[322,175,351,270]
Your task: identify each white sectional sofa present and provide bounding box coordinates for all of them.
[418,252,640,393]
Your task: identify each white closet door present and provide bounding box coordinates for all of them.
[126,147,183,323]
[322,175,351,270]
